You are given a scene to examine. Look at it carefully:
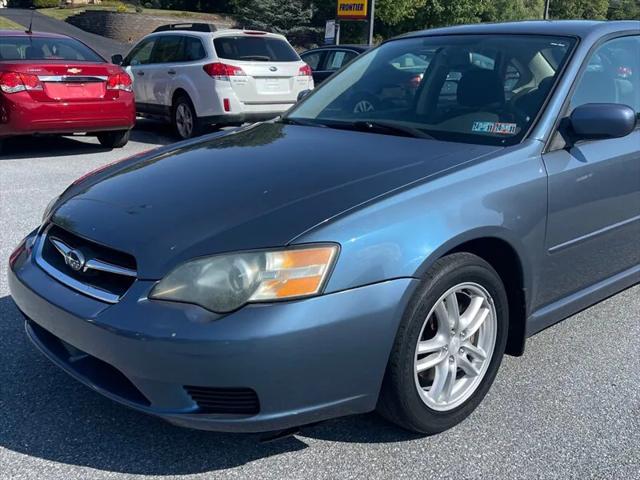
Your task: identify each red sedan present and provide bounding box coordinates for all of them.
[0,30,135,152]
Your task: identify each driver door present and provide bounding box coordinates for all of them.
[123,37,158,107]
[537,35,640,308]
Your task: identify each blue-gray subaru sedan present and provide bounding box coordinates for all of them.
[9,21,640,435]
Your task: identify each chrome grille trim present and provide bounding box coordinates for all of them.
[83,258,137,277]
[33,226,136,304]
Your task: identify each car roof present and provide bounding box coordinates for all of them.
[144,28,289,41]
[0,30,71,39]
[398,20,640,40]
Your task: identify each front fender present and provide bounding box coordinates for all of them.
[294,141,547,304]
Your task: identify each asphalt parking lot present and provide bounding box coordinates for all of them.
[0,125,638,480]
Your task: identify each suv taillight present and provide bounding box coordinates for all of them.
[106,72,133,92]
[298,64,312,76]
[203,62,246,80]
[0,72,43,94]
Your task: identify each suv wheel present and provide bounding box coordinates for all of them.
[173,95,200,140]
[97,130,130,148]
[378,252,508,434]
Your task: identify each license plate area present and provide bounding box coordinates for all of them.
[43,82,105,100]
[256,77,290,93]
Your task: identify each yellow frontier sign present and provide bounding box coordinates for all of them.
[337,0,368,20]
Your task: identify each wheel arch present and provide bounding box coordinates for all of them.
[416,229,531,357]
[171,88,192,109]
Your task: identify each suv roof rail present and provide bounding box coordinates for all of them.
[153,23,217,33]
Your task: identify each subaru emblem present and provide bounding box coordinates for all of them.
[64,249,86,272]
[50,238,86,272]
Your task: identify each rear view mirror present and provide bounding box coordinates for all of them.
[569,103,636,141]
[111,54,124,65]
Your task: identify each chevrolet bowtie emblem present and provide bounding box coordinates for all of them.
[67,68,82,74]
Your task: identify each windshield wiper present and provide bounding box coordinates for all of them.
[239,55,271,61]
[350,121,435,139]
[279,118,328,128]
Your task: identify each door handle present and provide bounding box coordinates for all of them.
[136,71,145,76]
[168,70,176,75]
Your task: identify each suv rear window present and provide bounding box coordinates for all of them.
[213,36,299,62]
[0,36,103,62]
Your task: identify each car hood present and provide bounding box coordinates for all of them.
[52,123,500,279]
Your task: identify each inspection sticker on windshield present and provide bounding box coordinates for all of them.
[472,121,517,135]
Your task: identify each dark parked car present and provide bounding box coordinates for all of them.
[301,44,369,84]
[9,21,640,435]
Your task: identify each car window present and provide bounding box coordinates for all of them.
[213,36,299,62]
[571,35,640,115]
[0,36,103,62]
[301,51,324,70]
[151,35,184,64]
[126,38,156,66]
[183,36,206,62]
[286,35,576,146]
[325,50,358,71]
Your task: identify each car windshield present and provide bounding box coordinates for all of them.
[285,34,576,146]
[214,36,299,62]
[0,36,104,62]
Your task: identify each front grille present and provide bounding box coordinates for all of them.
[184,386,260,415]
[35,223,137,303]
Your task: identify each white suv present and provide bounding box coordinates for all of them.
[117,24,314,139]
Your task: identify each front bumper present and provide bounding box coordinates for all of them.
[8,235,417,433]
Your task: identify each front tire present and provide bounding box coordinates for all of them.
[172,95,201,140]
[377,252,508,434]
[97,130,130,148]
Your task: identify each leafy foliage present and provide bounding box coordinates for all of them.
[230,0,313,33]
[375,0,428,26]
[607,0,640,18]
[549,0,610,19]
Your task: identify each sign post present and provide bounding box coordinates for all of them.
[336,0,375,45]
[324,19,337,45]
[367,0,375,45]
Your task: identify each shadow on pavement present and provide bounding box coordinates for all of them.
[0,119,226,160]
[0,135,112,160]
[0,295,417,475]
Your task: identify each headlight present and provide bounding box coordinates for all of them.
[42,194,60,221]
[149,245,339,313]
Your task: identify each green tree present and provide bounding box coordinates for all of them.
[607,0,640,18]
[378,0,486,38]
[549,0,610,19]
[375,0,428,25]
[482,0,546,22]
[231,0,313,34]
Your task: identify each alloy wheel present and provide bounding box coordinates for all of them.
[176,103,194,138]
[414,282,497,411]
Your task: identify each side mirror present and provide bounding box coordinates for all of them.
[297,89,312,102]
[111,54,124,65]
[569,103,636,141]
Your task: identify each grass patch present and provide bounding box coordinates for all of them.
[0,16,23,30]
